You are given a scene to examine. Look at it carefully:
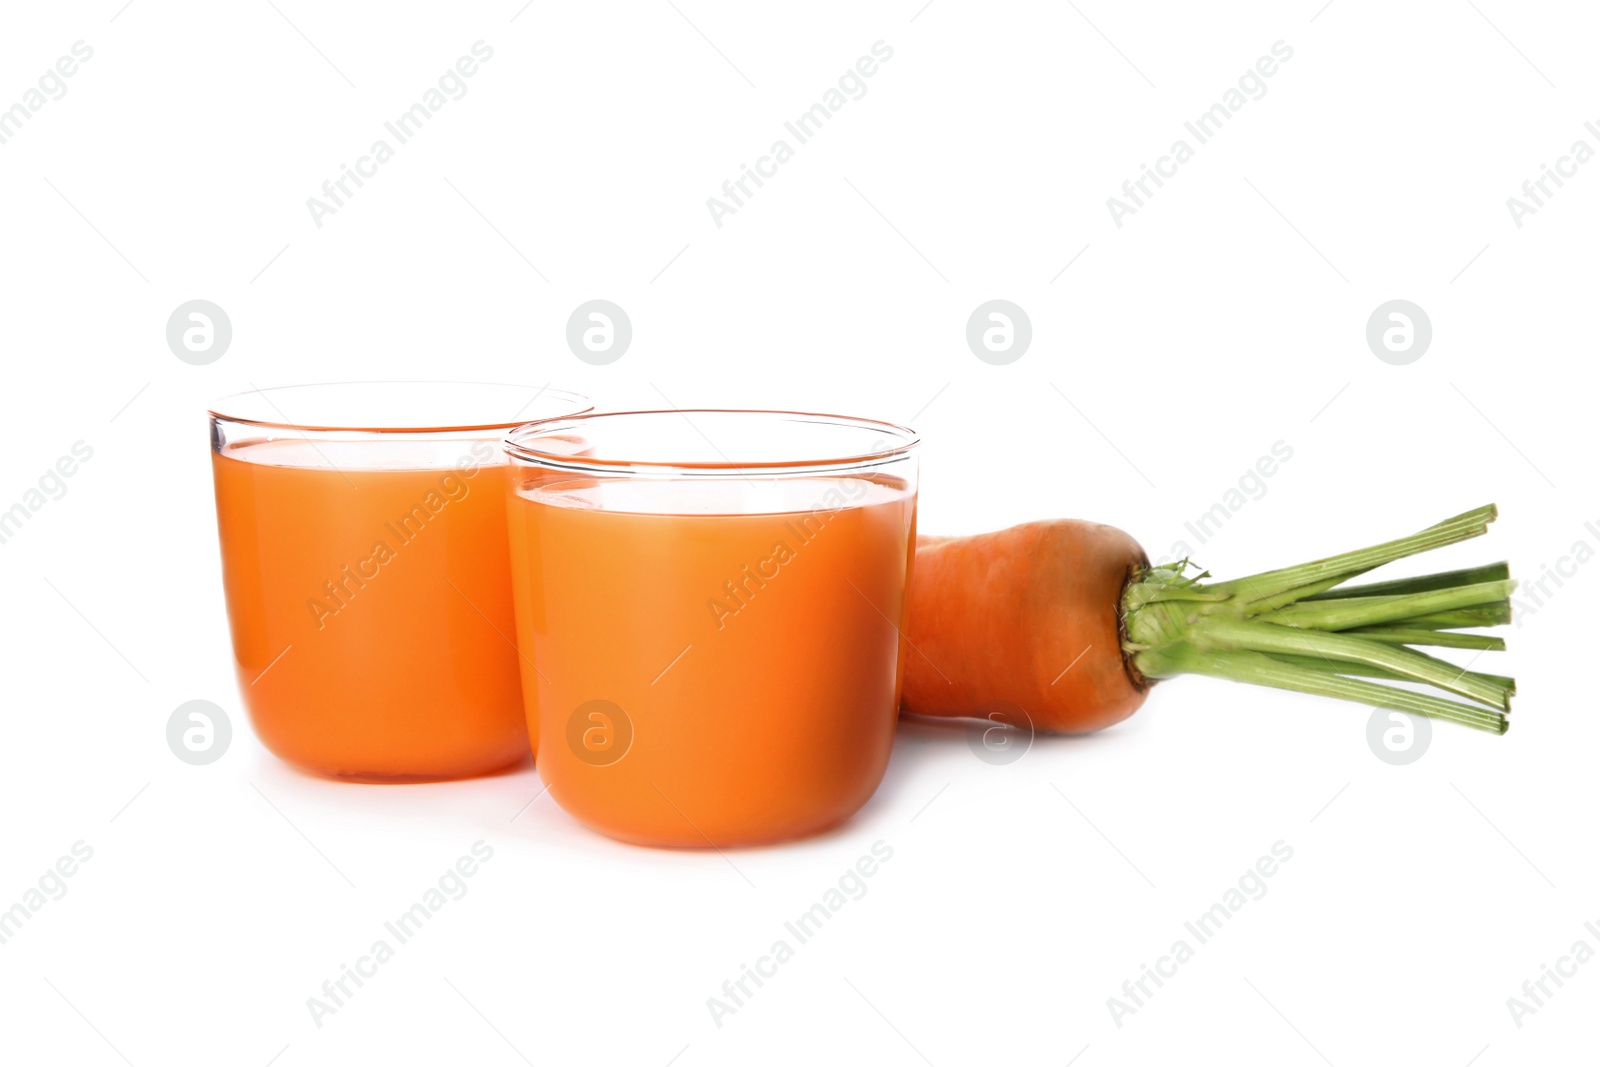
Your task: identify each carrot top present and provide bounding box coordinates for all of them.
[1122,504,1513,734]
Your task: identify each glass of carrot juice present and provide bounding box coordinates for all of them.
[210,383,590,781]
[503,410,920,847]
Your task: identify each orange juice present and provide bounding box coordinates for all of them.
[213,437,528,779]
[507,473,917,846]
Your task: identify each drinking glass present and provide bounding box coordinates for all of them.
[211,382,590,780]
[503,410,919,846]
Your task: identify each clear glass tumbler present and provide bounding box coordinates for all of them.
[211,382,591,781]
[503,410,920,846]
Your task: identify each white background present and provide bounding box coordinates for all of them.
[1,1,1595,1063]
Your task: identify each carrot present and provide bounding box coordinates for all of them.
[901,504,1514,735]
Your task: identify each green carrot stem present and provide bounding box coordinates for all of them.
[1144,646,1507,734]
[1193,617,1511,710]
[1233,572,1376,616]
[1257,580,1516,631]
[1304,562,1511,601]
[1122,505,1515,738]
[1208,504,1498,601]
[1267,653,1516,694]
[1382,604,1512,630]
[1343,628,1508,651]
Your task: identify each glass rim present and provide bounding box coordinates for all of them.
[208,381,591,434]
[503,408,920,477]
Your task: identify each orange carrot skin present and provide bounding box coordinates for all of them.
[900,520,1152,733]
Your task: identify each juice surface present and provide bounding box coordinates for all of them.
[213,438,528,779]
[507,474,917,846]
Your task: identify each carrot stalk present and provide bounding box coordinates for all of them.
[1341,628,1507,651]
[1148,647,1509,734]
[1303,562,1511,600]
[1249,579,1516,630]
[1206,504,1498,600]
[1376,604,1513,630]
[1190,617,1511,710]
[1267,653,1515,697]
[1123,504,1515,735]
